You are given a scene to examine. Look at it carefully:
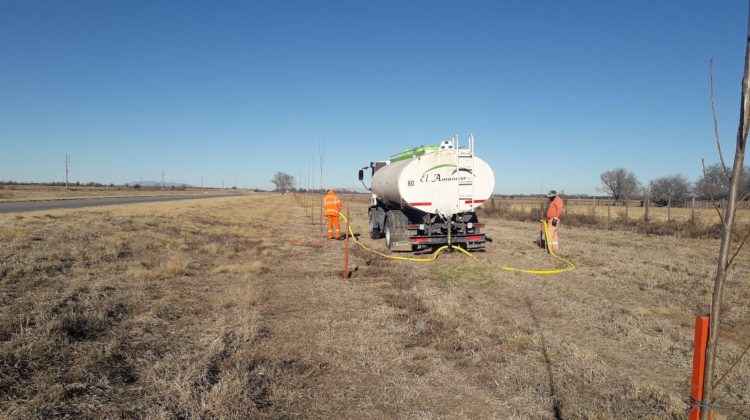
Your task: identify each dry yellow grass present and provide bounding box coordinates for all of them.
[212,261,267,274]
[0,194,748,418]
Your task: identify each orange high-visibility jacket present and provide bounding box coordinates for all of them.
[546,196,564,220]
[323,191,342,217]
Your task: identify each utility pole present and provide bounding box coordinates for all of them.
[65,154,70,190]
[161,170,165,190]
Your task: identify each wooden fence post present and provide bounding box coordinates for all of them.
[607,201,611,229]
[691,197,696,225]
[644,195,650,222]
[668,197,672,223]
[591,197,597,217]
[625,197,629,220]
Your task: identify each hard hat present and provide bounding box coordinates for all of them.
[546,190,557,198]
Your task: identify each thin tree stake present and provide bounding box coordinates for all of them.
[701,5,750,419]
[711,59,732,179]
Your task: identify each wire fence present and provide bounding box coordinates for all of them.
[488,196,750,226]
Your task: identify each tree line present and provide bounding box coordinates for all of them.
[270,172,359,195]
[0,181,118,188]
[599,163,750,205]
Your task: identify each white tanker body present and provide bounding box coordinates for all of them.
[358,135,495,251]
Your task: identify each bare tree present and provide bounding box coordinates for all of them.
[599,168,640,203]
[649,174,692,205]
[271,172,295,194]
[695,163,749,199]
[700,5,750,418]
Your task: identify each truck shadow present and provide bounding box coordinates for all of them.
[411,246,487,256]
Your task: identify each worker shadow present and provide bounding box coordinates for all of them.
[334,233,361,241]
[525,296,563,420]
[341,266,358,279]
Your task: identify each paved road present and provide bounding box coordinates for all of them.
[0,194,236,214]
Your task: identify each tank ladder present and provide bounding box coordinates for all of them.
[455,134,476,211]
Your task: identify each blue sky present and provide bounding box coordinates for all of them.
[0,1,747,194]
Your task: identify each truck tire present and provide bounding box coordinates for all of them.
[369,206,385,239]
[385,222,395,251]
[384,210,408,251]
[370,227,382,240]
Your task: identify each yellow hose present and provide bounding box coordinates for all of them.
[336,211,574,274]
[338,212,472,262]
[496,221,576,275]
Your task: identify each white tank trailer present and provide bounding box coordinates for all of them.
[358,135,495,251]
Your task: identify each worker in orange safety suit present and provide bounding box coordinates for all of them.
[543,190,564,251]
[323,189,342,239]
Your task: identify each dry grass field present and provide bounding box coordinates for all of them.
[1,195,748,418]
[0,184,240,202]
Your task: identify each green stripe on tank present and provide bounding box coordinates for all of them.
[423,163,457,173]
[390,145,440,162]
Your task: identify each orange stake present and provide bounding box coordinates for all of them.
[343,207,350,278]
[689,314,710,420]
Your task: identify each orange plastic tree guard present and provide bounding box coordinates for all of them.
[689,314,710,420]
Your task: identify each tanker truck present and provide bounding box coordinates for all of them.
[358,135,495,251]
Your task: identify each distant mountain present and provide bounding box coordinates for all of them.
[125,180,193,188]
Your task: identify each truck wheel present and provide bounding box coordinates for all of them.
[385,221,395,251]
[370,227,382,239]
[384,210,408,251]
[369,206,385,240]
